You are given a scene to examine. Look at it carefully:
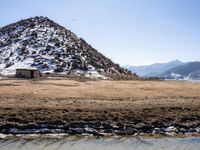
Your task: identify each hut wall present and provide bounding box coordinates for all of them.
[33,70,41,78]
[16,70,32,78]
[16,69,41,78]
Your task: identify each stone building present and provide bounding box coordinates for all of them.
[15,68,41,78]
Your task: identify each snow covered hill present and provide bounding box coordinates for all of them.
[0,16,136,79]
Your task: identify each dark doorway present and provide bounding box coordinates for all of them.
[31,71,34,78]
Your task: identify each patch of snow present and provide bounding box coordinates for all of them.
[0,134,8,139]
[164,126,177,132]
[75,68,109,79]
[170,73,182,79]
[85,72,109,79]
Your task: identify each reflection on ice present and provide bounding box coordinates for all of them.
[0,135,200,150]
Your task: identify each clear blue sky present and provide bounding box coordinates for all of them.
[1,0,200,66]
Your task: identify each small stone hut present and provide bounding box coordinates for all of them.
[15,68,42,78]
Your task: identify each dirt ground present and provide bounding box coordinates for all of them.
[0,79,200,132]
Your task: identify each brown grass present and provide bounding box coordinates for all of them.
[0,79,200,129]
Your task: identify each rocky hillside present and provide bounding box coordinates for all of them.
[0,16,136,79]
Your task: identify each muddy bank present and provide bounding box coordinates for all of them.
[0,79,200,135]
[0,101,200,136]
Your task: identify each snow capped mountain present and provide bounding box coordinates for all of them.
[159,61,200,80]
[125,60,200,80]
[124,60,184,77]
[0,16,136,79]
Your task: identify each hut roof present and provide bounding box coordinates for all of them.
[16,68,39,71]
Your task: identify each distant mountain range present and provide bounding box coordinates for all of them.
[124,60,184,77]
[125,60,200,80]
[160,61,200,80]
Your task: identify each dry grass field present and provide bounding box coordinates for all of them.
[0,79,200,131]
